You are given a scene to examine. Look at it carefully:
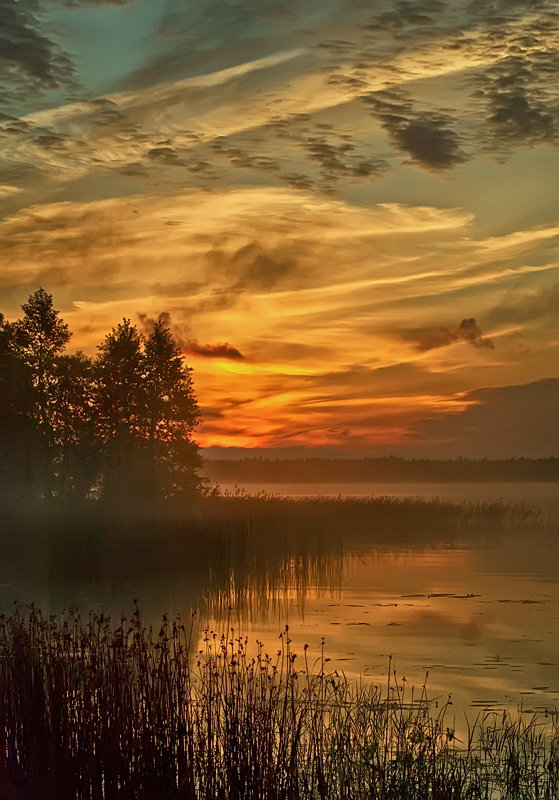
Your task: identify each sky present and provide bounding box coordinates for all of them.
[1,0,558,459]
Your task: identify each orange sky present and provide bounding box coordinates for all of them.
[1,0,558,457]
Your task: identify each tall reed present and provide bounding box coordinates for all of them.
[1,606,557,799]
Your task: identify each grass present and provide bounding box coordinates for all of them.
[0,493,527,627]
[1,606,558,800]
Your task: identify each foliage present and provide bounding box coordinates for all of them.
[1,606,558,800]
[0,290,201,506]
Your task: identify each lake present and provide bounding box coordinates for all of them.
[212,482,559,717]
[2,481,558,723]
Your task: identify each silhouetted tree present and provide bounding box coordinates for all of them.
[0,291,202,509]
[52,352,97,500]
[0,314,34,500]
[16,288,71,436]
[95,318,201,505]
[0,290,71,499]
[143,320,201,499]
[94,319,147,504]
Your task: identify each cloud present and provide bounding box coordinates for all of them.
[458,3,559,155]
[137,312,244,361]
[0,183,22,198]
[183,340,245,360]
[0,0,76,111]
[487,281,559,327]
[4,0,556,201]
[364,90,467,171]
[60,0,131,6]
[205,241,300,292]
[410,379,559,458]
[303,135,386,181]
[457,318,495,348]
[475,57,558,151]
[410,318,495,351]
[0,185,555,458]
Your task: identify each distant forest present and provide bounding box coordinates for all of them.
[0,289,201,508]
[205,456,559,484]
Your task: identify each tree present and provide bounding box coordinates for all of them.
[0,291,203,508]
[95,318,202,504]
[1,290,71,499]
[0,315,34,500]
[94,319,146,504]
[16,288,71,441]
[51,352,97,500]
[143,320,201,499]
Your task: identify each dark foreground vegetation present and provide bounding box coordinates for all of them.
[205,456,559,485]
[1,606,558,800]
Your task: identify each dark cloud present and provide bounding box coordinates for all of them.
[208,130,306,189]
[210,137,281,175]
[475,57,557,149]
[394,115,466,171]
[284,172,315,190]
[457,318,495,349]
[415,327,459,351]
[464,1,559,152]
[260,115,387,187]
[147,146,187,167]
[331,0,559,165]
[119,161,149,177]
[205,241,299,292]
[137,312,244,361]
[84,98,139,134]
[304,136,386,181]
[409,318,495,351]
[366,0,446,34]
[0,116,79,154]
[183,339,244,360]
[411,379,559,458]
[467,0,551,23]
[0,0,76,110]
[364,91,467,171]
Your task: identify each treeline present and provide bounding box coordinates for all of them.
[205,456,559,484]
[0,289,201,508]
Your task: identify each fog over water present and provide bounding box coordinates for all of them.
[2,482,558,720]
[209,482,559,716]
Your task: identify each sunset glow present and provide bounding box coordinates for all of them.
[1,0,558,457]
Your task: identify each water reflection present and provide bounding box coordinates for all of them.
[1,489,558,718]
[0,499,348,622]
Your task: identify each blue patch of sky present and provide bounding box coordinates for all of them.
[47,0,167,97]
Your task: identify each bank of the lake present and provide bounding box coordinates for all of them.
[2,605,558,800]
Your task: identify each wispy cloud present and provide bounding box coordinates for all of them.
[1,0,558,454]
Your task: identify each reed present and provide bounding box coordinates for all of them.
[1,494,521,630]
[1,607,557,799]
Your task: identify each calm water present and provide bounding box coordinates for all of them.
[214,482,559,717]
[2,482,558,720]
